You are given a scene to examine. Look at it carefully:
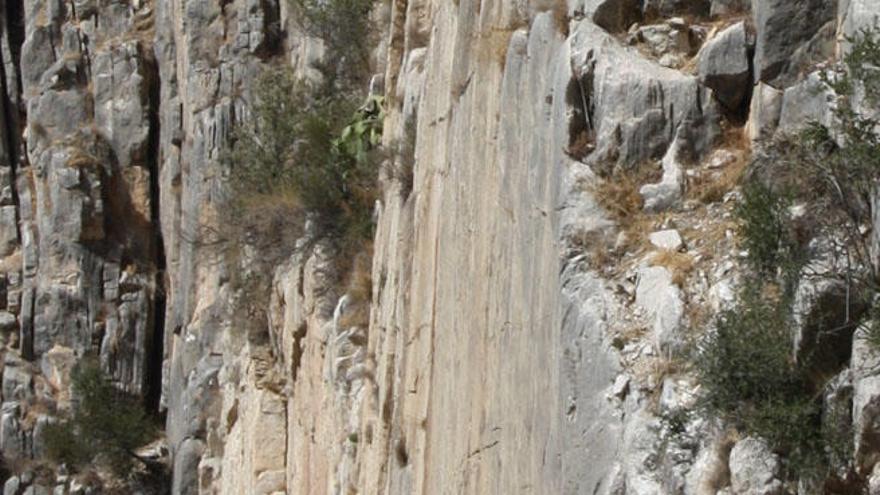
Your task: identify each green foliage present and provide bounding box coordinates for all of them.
[805,28,880,288]
[694,286,842,476]
[289,0,376,85]
[43,360,156,476]
[827,27,880,106]
[693,28,880,482]
[224,68,383,250]
[736,181,803,282]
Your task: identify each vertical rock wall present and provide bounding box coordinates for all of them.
[0,0,878,493]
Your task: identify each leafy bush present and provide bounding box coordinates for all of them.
[694,285,842,476]
[693,27,880,481]
[289,0,376,86]
[224,68,383,253]
[736,180,803,283]
[221,68,383,341]
[43,360,157,475]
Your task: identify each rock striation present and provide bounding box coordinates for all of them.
[0,0,876,493]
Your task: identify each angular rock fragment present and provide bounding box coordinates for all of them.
[729,437,784,495]
[698,21,753,113]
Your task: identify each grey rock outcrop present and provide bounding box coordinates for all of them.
[728,437,784,495]
[751,0,837,87]
[636,265,685,353]
[778,70,837,133]
[0,0,875,492]
[650,229,683,250]
[698,22,753,112]
[853,326,880,473]
[571,22,719,169]
[641,133,686,212]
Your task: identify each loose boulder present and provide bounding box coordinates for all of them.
[728,437,784,495]
[698,22,753,112]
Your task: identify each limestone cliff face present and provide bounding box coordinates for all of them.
[0,0,879,493]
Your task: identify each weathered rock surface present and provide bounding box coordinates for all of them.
[698,21,753,112]
[0,0,876,493]
[728,437,784,495]
[636,265,685,353]
[571,22,719,168]
[751,0,837,87]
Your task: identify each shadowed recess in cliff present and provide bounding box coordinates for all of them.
[146,50,166,415]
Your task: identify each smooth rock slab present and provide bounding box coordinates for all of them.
[641,134,686,212]
[778,70,836,133]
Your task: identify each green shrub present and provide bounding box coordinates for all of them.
[224,69,382,252]
[289,0,376,86]
[43,360,157,475]
[694,285,838,476]
[736,180,803,283]
[221,68,383,340]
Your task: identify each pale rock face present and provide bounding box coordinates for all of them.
[853,327,880,474]
[0,0,876,492]
[685,433,732,495]
[571,22,719,168]
[641,134,686,212]
[842,0,880,50]
[635,265,685,353]
[746,82,784,141]
[778,70,837,133]
[728,437,784,495]
[650,229,684,251]
[630,21,696,68]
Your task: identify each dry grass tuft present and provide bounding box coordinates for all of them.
[21,396,56,430]
[613,325,648,350]
[590,172,645,222]
[650,249,695,286]
[688,128,751,203]
[586,165,664,260]
[566,128,595,161]
[633,355,686,396]
[551,1,570,36]
[66,145,101,170]
[685,301,712,332]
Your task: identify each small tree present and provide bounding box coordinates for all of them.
[43,360,157,476]
[736,180,803,283]
[289,0,376,86]
[220,68,384,342]
[694,286,827,474]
